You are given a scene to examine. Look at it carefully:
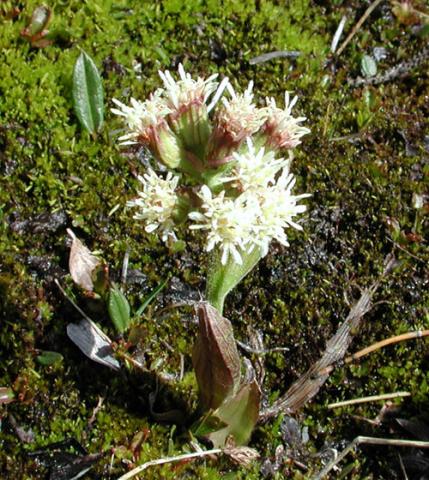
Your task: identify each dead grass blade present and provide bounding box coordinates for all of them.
[314,436,429,479]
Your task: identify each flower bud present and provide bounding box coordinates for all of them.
[112,92,185,170]
[206,82,265,168]
[159,64,219,165]
[258,91,310,151]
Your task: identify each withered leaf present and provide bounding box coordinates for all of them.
[20,6,52,48]
[67,229,100,292]
[67,318,120,370]
[193,302,241,411]
[224,446,260,466]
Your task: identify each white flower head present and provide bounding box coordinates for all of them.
[216,82,265,142]
[127,169,180,242]
[188,174,309,264]
[158,63,221,111]
[111,89,171,144]
[226,137,290,190]
[263,91,310,149]
[251,170,310,255]
[188,186,258,265]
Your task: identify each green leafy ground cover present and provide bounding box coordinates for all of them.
[0,0,428,478]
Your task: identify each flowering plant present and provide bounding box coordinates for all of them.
[112,64,310,447]
[113,65,309,309]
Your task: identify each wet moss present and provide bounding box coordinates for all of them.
[1,0,428,478]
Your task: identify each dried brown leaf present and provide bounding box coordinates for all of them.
[224,445,260,466]
[67,229,100,292]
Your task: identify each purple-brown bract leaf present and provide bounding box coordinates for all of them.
[193,302,241,410]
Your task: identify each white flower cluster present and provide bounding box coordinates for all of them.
[126,169,179,242]
[111,90,171,145]
[227,137,289,191]
[215,82,265,143]
[115,65,310,264]
[158,63,220,111]
[263,92,310,149]
[189,186,257,265]
[190,139,309,264]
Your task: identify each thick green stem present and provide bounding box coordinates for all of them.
[205,247,264,314]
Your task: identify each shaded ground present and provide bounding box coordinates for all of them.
[0,1,428,478]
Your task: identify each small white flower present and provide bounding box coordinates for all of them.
[111,89,171,144]
[158,63,220,111]
[127,169,180,241]
[263,91,310,149]
[252,170,310,255]
[189,186,258,265]
[225,137,290,190]
[216,82,265,142]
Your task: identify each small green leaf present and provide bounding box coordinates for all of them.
[154,46,170,65]
[108,284,131,333]
[92,263,110,297]
[26,6,52,37]
[192,413,228,437]
[73,51,104,134]
[198,379,261,447]
[135,278,168,317]
[0,387,15,405]
[206,247,264,314]
[169,239,186,254]
[361,54,377,78]
[36,350,64,366]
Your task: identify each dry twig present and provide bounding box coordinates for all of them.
[346,329,429,363]
[117,448,222,480]
[327,391,410,409]
[336,0,384,57]
[314,436,429,479]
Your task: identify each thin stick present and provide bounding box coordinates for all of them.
[318,329,429,379]
[336,0,384,57]
[117,448,222,480]
[345,330,429,363]
[398,453,409,480]
[115,350,147,372]
[331,15,347,53]
[387,236,426,264]
[54,279,93,322]
[121,249,130,287]
[327,391,410,409]
[350,44,429,87]
[88,395,105,425]
[358,437,429,448]
[315,436,429,479]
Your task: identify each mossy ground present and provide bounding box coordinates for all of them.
[1,1,428,478]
